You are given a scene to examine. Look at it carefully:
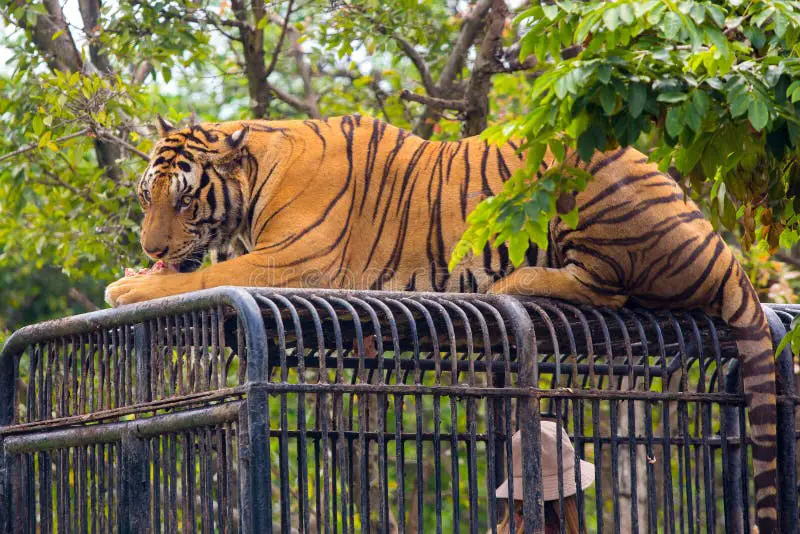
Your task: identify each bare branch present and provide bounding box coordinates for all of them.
[78,0,113,73]
[400,90,466,111]
[412,0,493,138]
[68,288,100,312]
[132,60,153,85]
[266,81,319,117]
[392,35,437,95]
[438,0,493,91]
[462,0,509,136]
[11,0,84,72]
[268,12,321,119]
[0,129,90,164]
[263,0,295,79]
[95,129,150,161]
[231,0,270,117]
[776,252,800,271]
[347,6,437,98]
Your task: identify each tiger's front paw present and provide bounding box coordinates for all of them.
[105,270,203,307]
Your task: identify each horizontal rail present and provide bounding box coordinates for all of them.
[273,354,694,379]
[4,401,241,454]
[249,383,749,403]
[258,428,754,449]
[1,386,247,435]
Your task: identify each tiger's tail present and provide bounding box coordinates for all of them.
[715,260,778,533]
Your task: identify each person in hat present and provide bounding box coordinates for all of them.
[494,421,595,534]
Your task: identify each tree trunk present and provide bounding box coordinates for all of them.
[231,0,270,118]
[462,0,508,137]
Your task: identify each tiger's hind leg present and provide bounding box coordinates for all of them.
[488,266,628,308]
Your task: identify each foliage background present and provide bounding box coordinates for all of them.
[0,0,797,342]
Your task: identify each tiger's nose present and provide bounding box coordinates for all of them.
[143,245,169,258]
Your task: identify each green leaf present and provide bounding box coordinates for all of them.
[619,4,634,25]
[519,34,537,63]
[706,28,728,54]
[628,84,646,118]
[662,11,682,40]
[689,4,705,25]
[509,231,528,267]
[560,206,579,228]
[774,12,787,38]
[747,99,768,131]
[599,85,616,115]
[38,130,51,149]
[705,5,725,27]
[657,92,688,103]
[577,126,600,162]
[549,140,565,162]
[691,91,709,118]
[51,30,64,41]
[684,106,701,132]
[603,7,619,31]
[596,64,612,84]
[542,4,559,21]
[729,93,749,118]
[666,107,683,137]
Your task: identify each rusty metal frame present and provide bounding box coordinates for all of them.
[0,287,798,534]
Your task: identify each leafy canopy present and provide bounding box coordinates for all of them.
[451,0,800,270]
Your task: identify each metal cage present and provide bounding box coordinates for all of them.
[0,287,797,534]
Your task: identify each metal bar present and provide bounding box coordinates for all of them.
[723,360,745,534]
[5,402,242,453]
[118,428,150,534]
[492,296,541,534]
[763,306,798,533]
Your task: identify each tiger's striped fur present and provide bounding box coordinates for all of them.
[106,115,778,532]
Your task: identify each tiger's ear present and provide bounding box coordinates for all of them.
[204,126,250,164]
[225,126,249,150]
[156,115,175,137]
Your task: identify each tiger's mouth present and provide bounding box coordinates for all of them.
[169,246,207,273]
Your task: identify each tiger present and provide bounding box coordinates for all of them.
[105,114,779,533]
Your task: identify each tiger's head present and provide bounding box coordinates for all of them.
[137,116,250,272]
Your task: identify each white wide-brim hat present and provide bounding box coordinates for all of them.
[496,422,595,501]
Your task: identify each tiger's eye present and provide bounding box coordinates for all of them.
[179,195,193,208]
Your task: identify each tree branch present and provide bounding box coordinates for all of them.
[438,0,494,91]
[392,35,437,95]
[263,0,294,79]
[68,288,100,312]
[95,129,150,160]
[462,0,509,136]
[12,0,84,72]
[267,12,320,119]
[400,90,466,111]
[0,129,90,164]
[11,0,124,181]
[78,0,113,73]
[776,252,800,271]
[412,0,493,138]
[132,60,153,85]
[265,81,318,117]
[231,0,270,118]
